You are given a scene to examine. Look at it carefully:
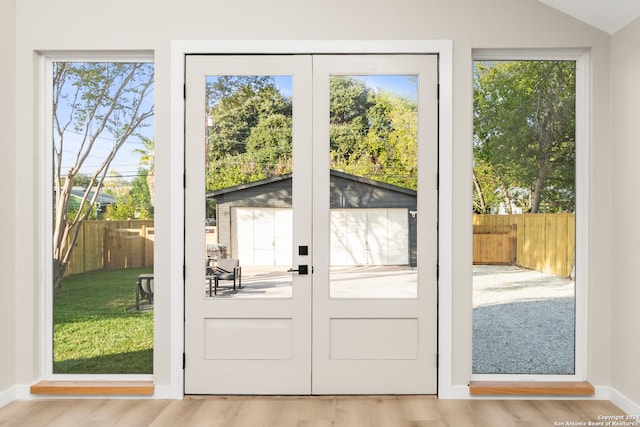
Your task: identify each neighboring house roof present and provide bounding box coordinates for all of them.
[70,187,117,206]
[206,170,416,199]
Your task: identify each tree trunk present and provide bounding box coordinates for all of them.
[503,192,513,214]
[52,177,75,289]
[531,155,551,213]
[472,169,487,214]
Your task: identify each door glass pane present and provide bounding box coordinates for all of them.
[328,75,418,299]
[52,61,154,374]
[205,75,293,298]
[472,60,576,375]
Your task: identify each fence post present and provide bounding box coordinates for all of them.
[103,227,110,269]
[509,224,517,265]
[140,225,146,267]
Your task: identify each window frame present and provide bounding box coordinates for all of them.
[469,49,589,382]
[40,51,155,380]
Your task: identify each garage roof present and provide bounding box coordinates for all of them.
[206,170,417,199]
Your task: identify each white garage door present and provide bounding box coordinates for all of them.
[232,207,293,266]
[233,207,409,266]
[330,208,409,266]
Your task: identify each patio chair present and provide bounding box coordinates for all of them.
[136,274,154,310]
[210,258,241,296]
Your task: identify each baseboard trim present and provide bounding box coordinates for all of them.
[0,386,18,409]
[609,387,640,416]
[152,383,184,399]
[30,380,154,396]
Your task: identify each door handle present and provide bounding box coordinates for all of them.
[287,265,309,275]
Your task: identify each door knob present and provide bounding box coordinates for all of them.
[287,265,309,275]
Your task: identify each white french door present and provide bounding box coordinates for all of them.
[185,55,312,394]
[184,54,438,395]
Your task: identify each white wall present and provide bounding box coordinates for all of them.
[0,0,17,405]
[611,16,640,408]
[10,0,614,398]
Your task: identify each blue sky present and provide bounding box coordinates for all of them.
[356,75,418,101]
[60,131,151,180]
[215,74,418,101]
[55,62,154,181]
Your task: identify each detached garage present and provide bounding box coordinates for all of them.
[208,170,417,267]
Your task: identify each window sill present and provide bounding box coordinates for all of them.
[30,380,154,395]
[469,381,594,396]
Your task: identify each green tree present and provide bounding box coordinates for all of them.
[329,77,372,164]
[103,171,130,199]
[363,90,418,189]
[107,170,153,219]
[207,77,290,158]
[133,135,155,206]
[206,76,292,191]
[329,78,418,190]
[245,113,293,176]
[205,75,419,193]
[53,62,154,288]
[68,173,92,188]
[473,60,575,213]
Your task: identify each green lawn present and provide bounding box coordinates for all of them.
[53,268,153,374]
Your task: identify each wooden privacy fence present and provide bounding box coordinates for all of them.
[65,220,154,276]
[473,213,575,278]
[104,225,155,270]
[473,224,517,265]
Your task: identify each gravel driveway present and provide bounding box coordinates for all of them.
[473,265,575,375]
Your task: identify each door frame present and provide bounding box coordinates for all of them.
[170,40,454,397]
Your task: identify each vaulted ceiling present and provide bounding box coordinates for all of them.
[538,0,640,34]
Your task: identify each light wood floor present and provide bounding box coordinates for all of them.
[0,396,627,427]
